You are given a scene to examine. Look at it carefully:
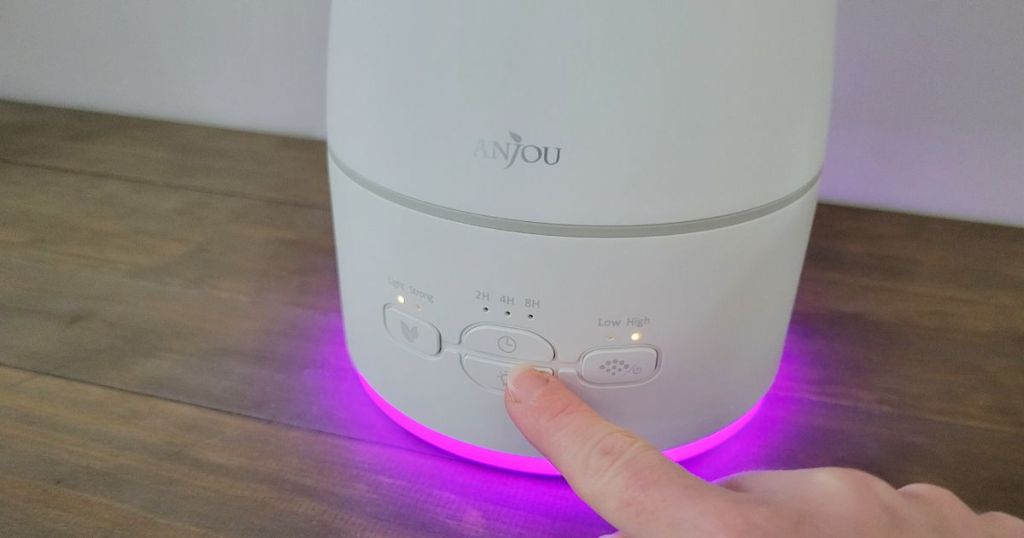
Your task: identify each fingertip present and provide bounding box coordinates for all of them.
[505,364,553,405]
[502,369,731,536]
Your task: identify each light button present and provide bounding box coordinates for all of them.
[580,346,658,385]
[462,325,555,362]
[384,305,441,356]
[463,355,554,392]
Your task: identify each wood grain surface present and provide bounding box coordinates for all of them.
[1,100,1022,536]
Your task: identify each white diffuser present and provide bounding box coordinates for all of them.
[327,1,836,473]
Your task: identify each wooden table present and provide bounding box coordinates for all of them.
[1,101,1021,537]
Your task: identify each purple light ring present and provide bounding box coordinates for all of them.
[358,375,763,475]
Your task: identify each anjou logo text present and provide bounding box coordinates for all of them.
[473,131,562,169]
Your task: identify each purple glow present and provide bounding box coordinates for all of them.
[358,375,764,476]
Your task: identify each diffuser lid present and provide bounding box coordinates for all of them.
[328,1,835,228]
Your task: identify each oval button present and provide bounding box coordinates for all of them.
[461,325,555,362]
[462,355,554,393]
[580,346,658,385]
[384,305,441,356]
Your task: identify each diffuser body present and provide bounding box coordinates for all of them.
[327,1,836,471]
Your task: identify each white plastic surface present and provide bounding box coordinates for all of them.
[327,0,836,226]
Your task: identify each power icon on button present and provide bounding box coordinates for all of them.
[497,335,518,353]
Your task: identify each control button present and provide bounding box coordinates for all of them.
[462,325,555,362]
[384,305,441,356]
[580,347,659,385]
[462,355,554,392]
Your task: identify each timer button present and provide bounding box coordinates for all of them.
[384,305,441,356]
[461,325,555,362]
[462,355,554,392]
[580,346,659,385]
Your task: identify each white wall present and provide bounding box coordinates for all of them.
[826,0,1023,227]
[0,0,330,137]
[1,0,1021,226]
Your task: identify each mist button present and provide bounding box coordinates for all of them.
[462,325,555,362]
[384,305,441,356]
[580,346,658,385]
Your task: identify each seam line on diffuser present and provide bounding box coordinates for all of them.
[330,151,819,238]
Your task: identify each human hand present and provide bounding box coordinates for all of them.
[504,366,1024,537]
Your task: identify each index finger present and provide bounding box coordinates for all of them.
[504,366,741,536]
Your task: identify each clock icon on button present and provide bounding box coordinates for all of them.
[497,335,518,353]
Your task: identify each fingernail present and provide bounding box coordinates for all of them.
[507,365,551,403]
